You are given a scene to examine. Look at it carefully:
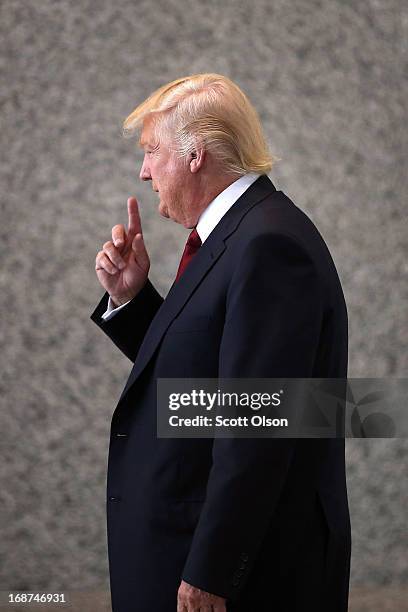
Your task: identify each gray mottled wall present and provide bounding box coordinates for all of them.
[1,0,407,602]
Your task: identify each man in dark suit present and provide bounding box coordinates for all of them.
[91,74,351,612]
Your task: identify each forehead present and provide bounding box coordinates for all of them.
[139,116,158,148]
[139,130,154,148]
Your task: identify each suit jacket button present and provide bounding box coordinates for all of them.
[232,578,240,587]
[109,496,121,502]
[240,553,249,562]
[115,433,128,438]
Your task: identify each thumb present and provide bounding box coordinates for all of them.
[132,233,150,269]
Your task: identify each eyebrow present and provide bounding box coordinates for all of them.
[138,136,157,149]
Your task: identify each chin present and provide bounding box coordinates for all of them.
[158,203,169,219]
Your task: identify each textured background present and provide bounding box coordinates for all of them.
[1,0,407,608]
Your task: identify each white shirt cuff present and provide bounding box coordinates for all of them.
[101,296,131,321]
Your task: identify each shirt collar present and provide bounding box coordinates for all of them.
[195,173,262,243]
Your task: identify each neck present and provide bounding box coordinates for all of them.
[189,172,240,225]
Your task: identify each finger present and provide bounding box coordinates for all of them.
[187,599,201,612]
[177,599,188,612]
[95,252,118,275]
[127,197,142,239]
[212,603,227,612]
[103,241,126,270]
[131,233,150,268]
[112,224,126,248]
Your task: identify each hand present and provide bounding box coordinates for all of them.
[95,197,150,305]
[177,580,226,612]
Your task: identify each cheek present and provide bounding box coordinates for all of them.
[161,173,177,194]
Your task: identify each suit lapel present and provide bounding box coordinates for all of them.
[118,174,278,403]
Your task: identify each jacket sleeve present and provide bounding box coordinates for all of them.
[90,279,164,363]
[181,233,324,600]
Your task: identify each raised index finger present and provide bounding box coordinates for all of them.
[127,196,142,239]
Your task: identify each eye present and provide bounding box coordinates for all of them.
[144,144,159,156]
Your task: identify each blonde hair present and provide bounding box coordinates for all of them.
[123,73,280,176]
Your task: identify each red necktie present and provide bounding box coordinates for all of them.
[175,228,202,282]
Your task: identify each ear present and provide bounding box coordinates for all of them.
[189,145,205,174]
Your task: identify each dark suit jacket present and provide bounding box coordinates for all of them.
[91,175,351,612]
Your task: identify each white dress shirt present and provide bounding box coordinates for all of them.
[102,173,261,320]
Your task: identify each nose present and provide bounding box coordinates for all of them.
[139,155,151,181]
